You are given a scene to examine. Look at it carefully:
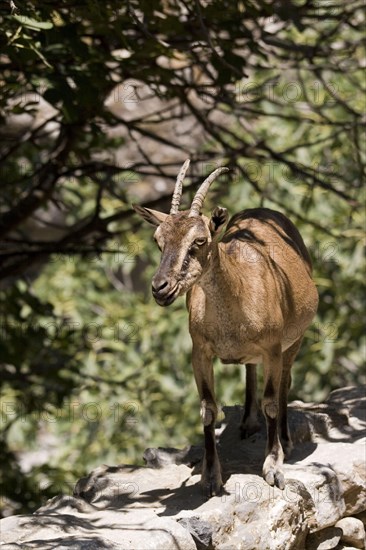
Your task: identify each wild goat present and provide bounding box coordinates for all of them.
[134,160,318,497]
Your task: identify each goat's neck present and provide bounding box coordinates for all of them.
[199,241,231,291]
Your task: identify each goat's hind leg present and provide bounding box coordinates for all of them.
[262,344,285,490]
[240,363,261,438]
[279,337,303,457]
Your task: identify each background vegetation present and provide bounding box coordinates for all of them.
[0,0,364,516]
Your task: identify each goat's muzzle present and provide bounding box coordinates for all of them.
[151,277,179,306]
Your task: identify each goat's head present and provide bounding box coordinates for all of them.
[133,160,229,306]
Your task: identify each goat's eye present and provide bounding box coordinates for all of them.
[194,238,207,246]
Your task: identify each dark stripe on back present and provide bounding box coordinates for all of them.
[223,207,312,271]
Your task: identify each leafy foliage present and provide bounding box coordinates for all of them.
[0,0,364,515]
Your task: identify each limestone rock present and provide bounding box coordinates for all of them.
[0,492,197,550]
[335,517,366,549]
[178,516,214,549]
[0,385,365,550]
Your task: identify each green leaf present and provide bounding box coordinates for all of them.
[12,15,53,31]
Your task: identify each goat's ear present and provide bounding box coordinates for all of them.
[209,206,228,236]
[133,204,168,226]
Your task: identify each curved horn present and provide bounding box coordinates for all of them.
[189,167,229,217]
[170,159,190,214]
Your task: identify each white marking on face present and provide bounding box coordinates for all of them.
[174,225,200,271]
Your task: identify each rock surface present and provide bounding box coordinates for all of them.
[1,385,365,550]
[335,517,366,549]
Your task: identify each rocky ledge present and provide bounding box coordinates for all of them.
[1,385,365,550]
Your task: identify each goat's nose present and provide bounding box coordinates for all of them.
[152,278,169,293]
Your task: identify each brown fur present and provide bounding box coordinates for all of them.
[134,199,318,497]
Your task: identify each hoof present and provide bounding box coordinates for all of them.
[202,478,223,498]
[201,466,223,498]
[264,467,285,490]
[263,453,285,490]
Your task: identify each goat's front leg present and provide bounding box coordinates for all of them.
[240,363,260,438]
[192,345,222,497]
[262,344,285,490]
